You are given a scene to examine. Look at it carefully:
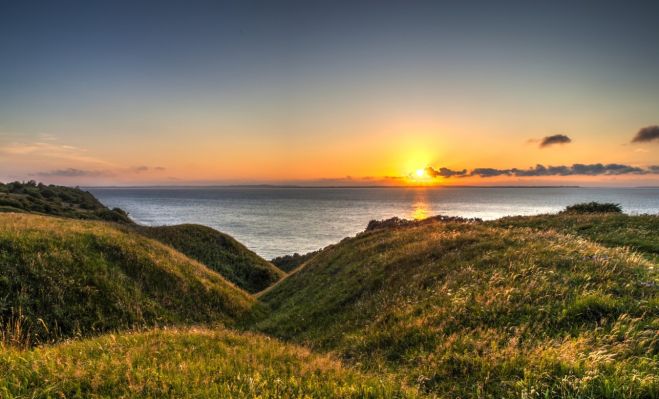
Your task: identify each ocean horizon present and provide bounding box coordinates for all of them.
[89,186,659,259]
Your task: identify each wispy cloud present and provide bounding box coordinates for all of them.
[35,168,114,178]
[33,165,166,179]
[0,141,111,165]
[539,134,571,148]
[631,125,659,143]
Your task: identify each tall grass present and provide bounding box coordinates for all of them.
[0,327,416,398]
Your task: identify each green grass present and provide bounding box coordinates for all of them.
[493,213,659,263]
[0,327,415,398]
[135,224,285,293]
[0,213,255,346]
[252,217,658,398]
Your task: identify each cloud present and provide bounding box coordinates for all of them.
[34,168,113,178]
[470,168,512,177]
[128,165,166,173]
[424,166,467,178]
[539,134,571,148]
[424,163,655,179]
[34,165,166,179]
[631,125,659,143]
[0,141,111,165]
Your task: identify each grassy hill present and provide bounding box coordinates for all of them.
[0,181,283,294]
[251,216,658,398]
[0,327,414,398]
[493,212,659,263]
[0,181,132,223]
[135,224,284,293]
[0,213,255,346]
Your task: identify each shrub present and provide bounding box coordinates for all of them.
[562,202,623,214]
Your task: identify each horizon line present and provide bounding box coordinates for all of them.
[76,184,659,189]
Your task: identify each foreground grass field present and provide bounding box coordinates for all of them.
[0,327,414,398]
[253,217,658,398]
[0,213,255,346]
[1,193,657,398]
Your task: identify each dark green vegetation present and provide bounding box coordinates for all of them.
[136,224,284,293]
[272,249,322,272]
[0,213,255,346]
[0,180,132,223]
[253,213,658,398]
[0,327,413,398]
[562,202,623,214]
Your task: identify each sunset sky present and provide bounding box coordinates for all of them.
[1,1,658,186]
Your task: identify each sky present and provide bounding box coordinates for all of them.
[1,0,658,186]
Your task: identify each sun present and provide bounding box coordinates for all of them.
[415,168,425,177]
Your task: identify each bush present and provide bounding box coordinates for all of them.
[561,202,622,214]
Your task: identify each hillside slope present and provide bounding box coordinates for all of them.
[493,213,659,263]
[0,181,283,294]
[0,213,255,346]
[0,327,414,398]
[252,217,658,398]
[135,224,284,293]
[0,181,132,223]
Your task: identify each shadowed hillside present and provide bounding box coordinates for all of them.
[252,216,658,398]
[0,327,415,398]
[0,213,255,346]
[136,224,285,293]
[271,249,322,273]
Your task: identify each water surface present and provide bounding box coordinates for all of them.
[89,187,659,259]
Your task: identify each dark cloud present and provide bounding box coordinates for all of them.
[34,168,112,177]
[470,168,512,177]
[424,166,467,178]
[424,163,655,179]
[540,134,572,147]
[631,125,659,143]
[129,165,165,173]
[511,163,647,177]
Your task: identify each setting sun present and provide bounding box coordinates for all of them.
[416,169,425,177]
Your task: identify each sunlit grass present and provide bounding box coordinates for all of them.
[0,327,415,398]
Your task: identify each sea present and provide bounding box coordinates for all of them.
[88,186,659,259]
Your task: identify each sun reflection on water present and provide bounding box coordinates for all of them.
[412,203,429,220]
[410,189,430,220]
